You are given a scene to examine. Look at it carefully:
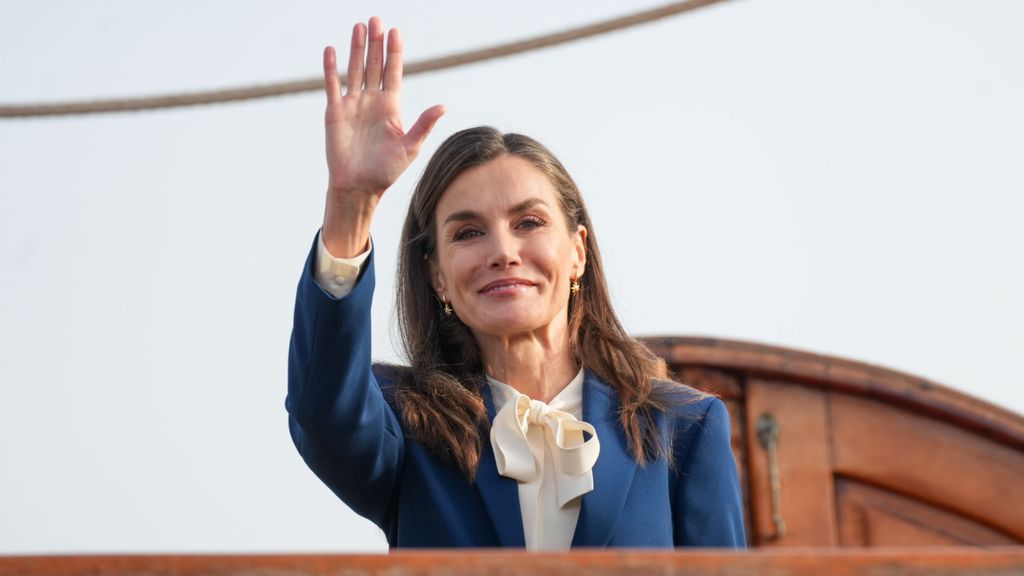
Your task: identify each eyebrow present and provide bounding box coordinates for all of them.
[443,197,549,225]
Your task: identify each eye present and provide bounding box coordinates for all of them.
[453,226,483,242]
[517,215,546,230]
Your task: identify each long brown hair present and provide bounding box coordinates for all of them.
[394,126,703,480]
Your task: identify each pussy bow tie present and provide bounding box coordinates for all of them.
[490,393,601,508]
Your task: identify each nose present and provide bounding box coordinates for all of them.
[487,229,521,269]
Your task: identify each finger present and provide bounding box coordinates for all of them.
[404,105,446,157]
[323,46,343,104]
[364,16,385,90]
[382,28,403,93]
[345,22,366,95]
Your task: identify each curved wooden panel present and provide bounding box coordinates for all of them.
[836,479,1018,546]
[643,337,1024,450]
[641,336,1024,548]
[830,393,1024,541]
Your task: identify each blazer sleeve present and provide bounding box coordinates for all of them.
[672,397,747,547]
[285,233,404,530]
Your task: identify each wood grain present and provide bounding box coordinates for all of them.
[3,550,1024,576]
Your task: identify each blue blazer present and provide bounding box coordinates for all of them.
[287,238,746,548]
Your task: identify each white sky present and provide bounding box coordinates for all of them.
[1,0,1022,554]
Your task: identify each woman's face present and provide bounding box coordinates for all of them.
[430,155,587,342]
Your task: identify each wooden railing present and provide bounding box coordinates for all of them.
[3,549,1024,575]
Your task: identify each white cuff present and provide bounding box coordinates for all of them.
[313,231,371,299]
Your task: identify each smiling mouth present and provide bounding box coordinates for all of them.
[479,279,536,294]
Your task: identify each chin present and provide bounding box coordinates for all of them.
[470,320,540,339]
[462,312,548,339]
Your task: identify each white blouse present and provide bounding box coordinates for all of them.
[313,231,369,299]
[313,232,602,549]
[487,370,600,550]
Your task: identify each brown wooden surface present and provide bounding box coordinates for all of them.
[836,480,1018,546]
[641,336,1024,549]
[3,550,1024,576]
[830,394,1024,542]
[644,337,1024,450]
[745,378,837,547]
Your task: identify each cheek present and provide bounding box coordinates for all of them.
[441,250,479,295]
[540,242,577,278]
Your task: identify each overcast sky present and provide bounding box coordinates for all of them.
[2,0,1022,553]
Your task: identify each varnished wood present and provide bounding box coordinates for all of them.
[642,336,1024,549]
[836,480,1018,546]
[675,366,743,399]
[3,550,1024,576]
[829,394,1024,541]
[746,379,837,547]
[644,337,1024,450]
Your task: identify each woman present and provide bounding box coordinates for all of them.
[287,17,745,549]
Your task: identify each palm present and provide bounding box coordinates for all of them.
[327,90,408,193]
[323,20,444,198]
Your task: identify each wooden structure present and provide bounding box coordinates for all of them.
[2,549,1024,576]
[3,338,1023,574]
[641,336,1024,548]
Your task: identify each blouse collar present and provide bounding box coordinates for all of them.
[486,366,586,418]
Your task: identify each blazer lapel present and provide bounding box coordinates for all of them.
[475,385,526,547]
[571,371,638,547]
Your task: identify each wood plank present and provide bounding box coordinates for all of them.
[745,379,837,546]
[836,479,1018,546]
[3,550,1024,576]
[676,366,743,399]
[643,337,1024,450]
[830,393,1024,541]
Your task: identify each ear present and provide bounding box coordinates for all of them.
[427,257,447,296]
[572,225,587,279]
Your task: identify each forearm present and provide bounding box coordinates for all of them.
[321,188,380,258]
[287,233,403,527]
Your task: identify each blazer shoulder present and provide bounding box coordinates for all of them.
[665,391,745,547]
[662,388,731,462]
[655,380,721,420]
[372,362,412,408]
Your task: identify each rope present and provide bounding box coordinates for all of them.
[0,0,731,119]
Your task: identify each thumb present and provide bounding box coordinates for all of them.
[404,104,446,158]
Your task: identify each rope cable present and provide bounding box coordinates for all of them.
[0,0,731,119]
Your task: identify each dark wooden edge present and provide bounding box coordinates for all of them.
[3,549,1024,576]
[641,336,1024,451]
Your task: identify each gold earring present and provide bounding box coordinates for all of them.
[570,277,581,295]
[442,296,453,317]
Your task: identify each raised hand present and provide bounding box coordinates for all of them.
[321,17,445,257]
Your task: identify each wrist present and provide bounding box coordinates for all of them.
[322,191,379,258]
[320,224,371,259]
